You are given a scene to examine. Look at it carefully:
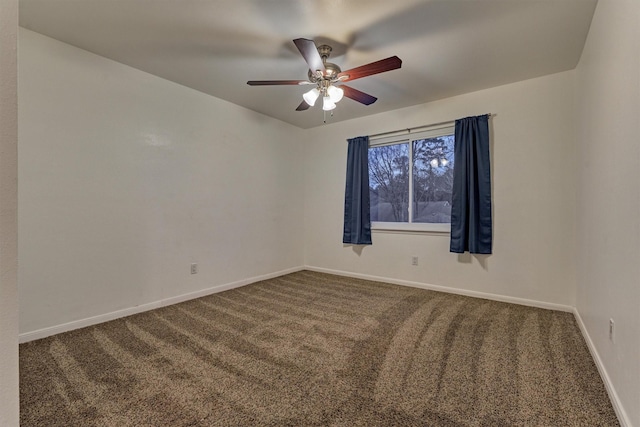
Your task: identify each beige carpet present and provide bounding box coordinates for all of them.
[20,271,619,426]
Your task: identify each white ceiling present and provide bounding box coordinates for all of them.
[19,0,597,129]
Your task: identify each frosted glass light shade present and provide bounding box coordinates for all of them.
[327,85,344,103]
[303,88,320,106]
[322,96,336,111]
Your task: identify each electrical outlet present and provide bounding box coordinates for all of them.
[190,263,198,274]
[412,256,419,266]
[609,319,614,342]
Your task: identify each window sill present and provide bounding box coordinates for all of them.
[371,222,451,235]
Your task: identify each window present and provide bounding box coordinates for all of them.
[368,125,455,233]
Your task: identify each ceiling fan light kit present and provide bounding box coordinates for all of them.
[322,96,336,111]
[302,87,320,106]
[327,85,344,103]
[247,38,402,119]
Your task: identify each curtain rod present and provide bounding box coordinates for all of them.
[368,113,495,140]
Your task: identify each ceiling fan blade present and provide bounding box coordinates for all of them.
[338,56,402,82]
[247,80,310,86]
[296,100,311,111]
[340,85,378,105]
[293,38,325,73]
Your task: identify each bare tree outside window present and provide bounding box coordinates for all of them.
[368,132,455,225]
[368,144,409,222]
[412,135,455,223]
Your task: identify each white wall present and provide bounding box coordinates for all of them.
[18,29,305,337]
[304,71,577,308]
[0,0,19,425]
[574,1,640,425]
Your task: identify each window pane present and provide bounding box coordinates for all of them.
[412,135,454,223]
[368,143,409,222]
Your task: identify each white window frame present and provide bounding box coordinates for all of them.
[369,123,455,234]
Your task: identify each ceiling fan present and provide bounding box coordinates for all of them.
[247,38,402,112]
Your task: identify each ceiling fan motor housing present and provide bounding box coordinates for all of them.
[308,62,342,82]
[308,44,342,82]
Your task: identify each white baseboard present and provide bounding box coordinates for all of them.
[19,266,304,343]
[573,309,631,427]
[304,265,574,312]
